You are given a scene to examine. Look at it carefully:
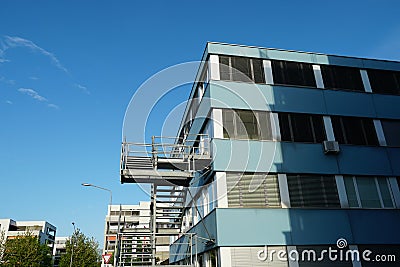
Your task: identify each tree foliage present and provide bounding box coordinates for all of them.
[59,229,100,267]
[0,231,52,267]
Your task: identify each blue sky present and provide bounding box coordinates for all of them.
[1,0,400,244]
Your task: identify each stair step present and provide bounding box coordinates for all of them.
[156,189,185,193]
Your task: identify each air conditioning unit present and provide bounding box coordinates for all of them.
[323,141,340,154]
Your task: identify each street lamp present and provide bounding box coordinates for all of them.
[69,222,76,267]
[81,183,112,206]
[81,183,114,265]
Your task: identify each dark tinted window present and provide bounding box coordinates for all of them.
[321,65,364,91]
[222,109,272,140]
[231,56,252,82]
[219,56,265,83]
[367,69,400,95]
[219,56,231,81]
[272,60,316,87]
[331,116,379,146]
[287,175,340,208]
[381,120,400,147]
[279,113,326,143]
[252,58,265,83]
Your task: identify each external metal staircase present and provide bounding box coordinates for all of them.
[119,135,211,265]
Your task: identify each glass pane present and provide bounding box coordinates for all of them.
[285,61,303,85]
[252,59,265,83]
[322,65,364,91]
[288,175,339,207]
[368,69,400,95]
[311,115,326,143]
[219,56,231,81]
[356,177,381,208]
[222,110,235,139]
[301,63,317,87]
[331,116,346,144]
[231,57,252,82]
[377,178,394,208]
[236,110,258,140]
[382,120,400,147]
[343,117,365,145]
[265,175,281,207]
[344,177,359,207]
[291,113,314,142]
[257,112,273,140]
[272,60,286,85]
[362,119,379,146]
[279,113,292,141]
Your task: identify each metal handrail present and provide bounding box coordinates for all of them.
[120,134,210,172]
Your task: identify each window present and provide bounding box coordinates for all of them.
[279,113,326,143]
[320,65,364,91]
[272,60,316,87]
[331,116,379,146]
[367,69,400,95]
[226,173,281,208]
[287,175,340,208]
[222,109,272,140]
[344,176,395,208]
[381,120,400,147]
[231,246,288,267]
[219,55,265,83]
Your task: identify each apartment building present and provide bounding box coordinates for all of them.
[53,236,68,267]
[0,218,56,252]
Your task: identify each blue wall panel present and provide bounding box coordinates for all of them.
[280,143,339,174]
[323,90,376,117]
[212,139,282,173]
[387,148,400,176]
[348,210,400,244]
[337,146,393,176]
[271,86,327,114]
[373,94,400,119]
[213,208,400,246]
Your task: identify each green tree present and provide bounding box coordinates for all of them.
[59,229,100,267]
[0,231,52,267]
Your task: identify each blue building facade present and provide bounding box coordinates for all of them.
[163,43,400,266]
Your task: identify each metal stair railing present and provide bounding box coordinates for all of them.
[120,134,210,173]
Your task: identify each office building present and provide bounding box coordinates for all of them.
[121,42,400,266]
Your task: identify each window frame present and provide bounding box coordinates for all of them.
[222,109,273,141]
[367,68,400,95]
[344,176,396,209]
[287,174,341,208]
[219,55,266,84]
[320,64,365,92]
[278,113,326,144]
[331,116,379,146]
[271,60,317,88]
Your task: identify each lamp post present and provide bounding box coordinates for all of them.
[81,183,112,207]
[69,222,76,267]
[81,183,114,266]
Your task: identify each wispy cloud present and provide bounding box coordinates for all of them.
[0,76,15,85]
[2,36,68,73]
[29,76,39,80]
[47,103,59,109]
[18,88,48,102]
[18,88,59,109]
[6,100,12,105]
[74,83,90,94]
